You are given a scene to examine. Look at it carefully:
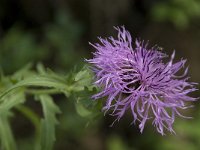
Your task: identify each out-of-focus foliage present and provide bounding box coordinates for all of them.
[0,11,84,74]
[45,11,84,70]
[151,0,200,28]
[0,27,47,73]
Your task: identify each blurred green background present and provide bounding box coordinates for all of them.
[0,0,200,150]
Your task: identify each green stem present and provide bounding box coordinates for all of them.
[25,89,62,95]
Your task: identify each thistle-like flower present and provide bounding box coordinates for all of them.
[87,27,198,135]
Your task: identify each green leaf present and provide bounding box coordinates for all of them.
[36,95,61,150]
[0,75,71,100]
[0,112,17,150]
[0,89,25,150]
[74,67,92,83]
[36,63,46,75]
[73,67,94,91]
[75,99,92,117]
[75,87,97,108]
[0,88,25,113]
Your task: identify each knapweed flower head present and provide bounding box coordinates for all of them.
[87,26,198,135]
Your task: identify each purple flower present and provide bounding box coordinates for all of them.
[87,26,198,135]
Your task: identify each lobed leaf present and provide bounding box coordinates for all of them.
[36,94,61,150]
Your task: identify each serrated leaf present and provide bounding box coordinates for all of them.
[37,94,61,150]
[74,67,92,83]
[73,67,94,91]
[75,70,88,81]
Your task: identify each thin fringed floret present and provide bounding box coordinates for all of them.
[87,26,198,135]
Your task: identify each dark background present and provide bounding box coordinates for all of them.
[0,0,200,150]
